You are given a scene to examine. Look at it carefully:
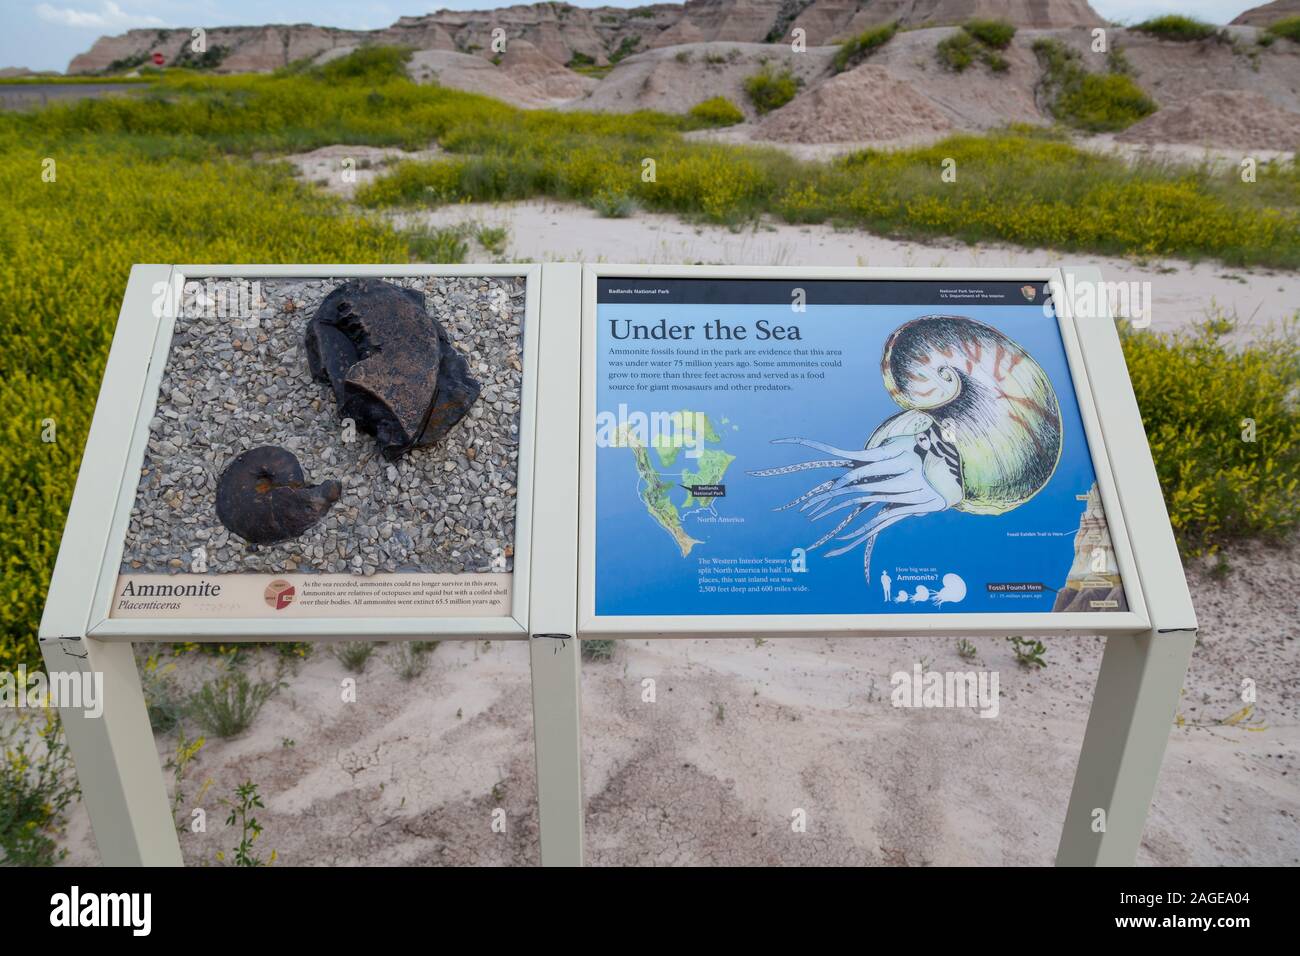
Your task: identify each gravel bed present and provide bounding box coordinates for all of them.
[119,275,525,576]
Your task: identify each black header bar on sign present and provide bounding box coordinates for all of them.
[597,277,1050,307]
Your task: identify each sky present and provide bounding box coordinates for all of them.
[0,0,1269,73]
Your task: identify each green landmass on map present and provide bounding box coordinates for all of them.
[619,410,735,557]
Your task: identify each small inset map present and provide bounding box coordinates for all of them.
[619,410,735,557]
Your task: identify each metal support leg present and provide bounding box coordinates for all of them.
[1056,265,1198,865]
[527,262,584,866]
[41,636,182,866]
[1056,629,1195,865]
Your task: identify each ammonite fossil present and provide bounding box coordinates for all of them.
[305,279,481,461]
[752,315,1063,581]
[215,445,341,545]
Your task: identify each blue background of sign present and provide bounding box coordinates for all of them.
[593,289,1122,616]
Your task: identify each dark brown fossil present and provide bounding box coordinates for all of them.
[305,279,480,461]
[215,445,341,545]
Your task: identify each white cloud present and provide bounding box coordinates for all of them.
[35,2,164,30]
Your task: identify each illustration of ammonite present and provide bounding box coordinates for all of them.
[751,315,1063,582]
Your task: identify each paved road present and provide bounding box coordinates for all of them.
[0,82,139,110]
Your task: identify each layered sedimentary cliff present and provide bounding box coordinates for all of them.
[1232,0,1300,26]
[66,0,1107,73]
[1052,483,1129,614]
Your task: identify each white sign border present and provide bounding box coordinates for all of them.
[577,264,1151,638]
[81,263,541,641]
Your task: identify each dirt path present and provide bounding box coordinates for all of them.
[392,199,1300,340]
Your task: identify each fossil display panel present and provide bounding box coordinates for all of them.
[95,268,538,636]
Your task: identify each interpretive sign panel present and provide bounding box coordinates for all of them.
[579,266,1149,636]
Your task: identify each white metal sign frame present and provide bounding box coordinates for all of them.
[39,263,1196,869]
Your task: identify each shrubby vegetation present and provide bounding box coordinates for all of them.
[1266,16,1300,42]
[937,20,1016,72]
[1033,38,1156,131]
[1132,15,1222,42]
[743,64,801,114]
[961,19,1016,50]
[1,709,79,865]
[686,95,745,127]
[1122,317,1300,557]
[833,22,898,74]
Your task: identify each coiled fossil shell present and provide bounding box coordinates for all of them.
[873,315,1062,515]
[305,279,481,461]
[215,445,341,545]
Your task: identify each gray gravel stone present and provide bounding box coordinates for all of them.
[120,275,525,576]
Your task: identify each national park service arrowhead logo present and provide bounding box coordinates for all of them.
[1020,284,1037,302]
[264,579,295,610]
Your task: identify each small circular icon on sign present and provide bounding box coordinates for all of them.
[264,580,295,610]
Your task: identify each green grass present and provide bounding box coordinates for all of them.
[582,639,616,661]
[389,640,438,679]
[743,64,800,114]
[1033,38,1156,132]
[1132,15,1221,42]
[1266,16,1300,42]
[833,22,898,73]
[402,223,470,262]
[589,187,639,217]
[189,670,279,738]
[0,50,1297,669]
[570,63,614,78]
[329,641,377,673]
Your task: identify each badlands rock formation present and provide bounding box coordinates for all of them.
[1232,0,1300,26]
[66,0,1108,73]
[56,1,1300,152]
[757,63,953,142]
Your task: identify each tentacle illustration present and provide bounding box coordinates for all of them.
[748,459,850,477]
[807,505,870,551]
[751,315,1064,587]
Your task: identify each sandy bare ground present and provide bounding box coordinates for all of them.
[390,199,1300,340]
[270,144,444,199]
[54,536,1298,867]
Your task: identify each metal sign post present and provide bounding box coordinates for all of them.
[527,263,585,867]
[40,265,183,866]
[1054,265,1197,866]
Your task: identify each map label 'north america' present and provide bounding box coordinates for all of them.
[611,409,735,557]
